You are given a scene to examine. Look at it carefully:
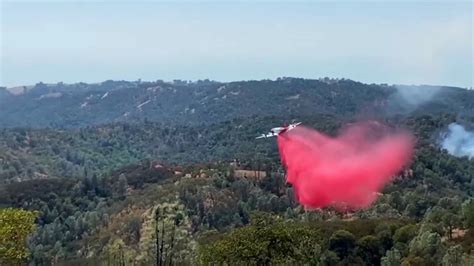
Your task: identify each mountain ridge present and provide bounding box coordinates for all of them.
[1,78,472,128]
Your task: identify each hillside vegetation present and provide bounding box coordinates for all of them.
[1,78,473,128]
[0,78,473,265]
[0,114,472,264]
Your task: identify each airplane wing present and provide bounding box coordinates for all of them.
[287,122,302,130]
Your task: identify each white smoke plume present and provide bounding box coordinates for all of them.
[441,123,474,158]
[386,85,442,114]
[395,85,441,107]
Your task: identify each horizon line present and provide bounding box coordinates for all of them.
[2,76,472,90]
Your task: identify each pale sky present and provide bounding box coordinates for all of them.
[1,0,472,87]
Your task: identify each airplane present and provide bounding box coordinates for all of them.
[256,122,302,139]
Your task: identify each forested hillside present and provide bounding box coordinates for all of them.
[1,78,473,128]
[0,79,473,265]
[0,113,473,264]
[0,115,339,183]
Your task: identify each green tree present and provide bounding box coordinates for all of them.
[390,191,405,211]
[198,220,321,265]
[441,245,463,266]
[319,250,340,266]
[0,208,37,265]
[329,230,356,259]
[442,213,461,240]
[409,230,444,265]
[394,224,417,244]
[356,235,382,265]
[461,199,474,230]
[103,238,135,266]
[381,248,402,266]
[117,174,128,199]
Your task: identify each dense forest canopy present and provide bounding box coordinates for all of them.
[0,78,473,265]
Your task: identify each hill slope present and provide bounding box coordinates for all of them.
[1,78,473,265]
[1,78,472,128]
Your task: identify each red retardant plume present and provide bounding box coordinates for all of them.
[277,122,414,211]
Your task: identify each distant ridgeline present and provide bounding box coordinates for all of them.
[0,78,472,128]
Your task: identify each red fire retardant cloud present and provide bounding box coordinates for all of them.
[277,122,414,210]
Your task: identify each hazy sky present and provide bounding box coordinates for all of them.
[1,0,472,87]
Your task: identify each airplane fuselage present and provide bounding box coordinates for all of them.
[270,127,286,134]
[256,122,301,139]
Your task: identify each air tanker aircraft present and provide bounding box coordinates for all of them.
[256,122,302,139]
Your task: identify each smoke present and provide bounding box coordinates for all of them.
[388,85,441,113]
[277,122,414,211]
[441,123,474,158]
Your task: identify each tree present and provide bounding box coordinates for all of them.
[409,230,444,264]
[442,213,461,240]
[167,211,184,266]
[117,174,128,199]
[124,216,142,245]
[381,248,402,266]
[393,224,417,255]
[461,199,474,230]
[319,250,340,266]
[394,224,417,244]
[441,245,463,266]
[377,228,394,253]
[198,219,321,265]
[0,208,37,265]
[356,235,382,265]
[153,204,192,266]
[103,238,134,266]
[329,230,356,259]
[155,207,166,266]
[390,191,405,211]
